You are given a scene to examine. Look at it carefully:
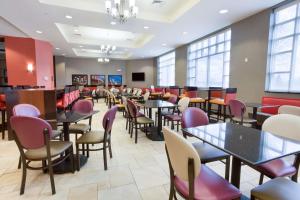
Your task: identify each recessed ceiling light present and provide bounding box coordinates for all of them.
[117,69,122,72]
[183,31,188,35]
[55,47,60,50]
[62,53,66,56]
[162,43,167,46]
[110,21,116,25]
[219,9,228,14]
[65,15,72,19]
[36,30,42,34]
[74,29,79,32]
[79,45,83,48]
[144,26,150,30]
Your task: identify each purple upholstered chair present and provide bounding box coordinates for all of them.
[10,116,74,195]
[76,106,118,170]
[181,107,230,180]
[69,99,94,139]
[228,99,257,126]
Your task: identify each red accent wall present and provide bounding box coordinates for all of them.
[4,36,54,89]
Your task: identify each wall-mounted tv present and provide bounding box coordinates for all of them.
[132,72,145,81]
[108,75,122,86]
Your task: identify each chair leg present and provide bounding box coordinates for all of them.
[108,139,113,158]
[69,146,75,173]
[103,143,108,170]
[47,156,56,195]
[18,156,22,169]
[135,124,138,144]
[176,121,179,132]
[171,121,174,130]
[76,143,80,171]
[225,157,230,181]
[20,160,27,195]
[126,118,128,130]
[2,110,5,139]
[223,105,226,122]
[250,195,256,200]
[169,184,175,200]
[259,173,264,185]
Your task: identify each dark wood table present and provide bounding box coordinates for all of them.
[245,102,280,119]
[41,110,99,173]
[183,123,300,188]
[138,100,177,141]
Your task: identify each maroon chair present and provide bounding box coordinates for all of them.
[228,99,257,127]
[181,107,230,180]
[163,127,241,200]
[127,100,154,143]
[10,116,74,195]
[156,95,178,126]
[76,106,118,170]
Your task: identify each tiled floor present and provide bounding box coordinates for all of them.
[0,99,297,200]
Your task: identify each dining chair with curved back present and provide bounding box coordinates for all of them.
[257,114,300,185]
[127,100,154,143]
[165,97,190,131]
[156,95,178,126]
[228,99,257,127]
[163,127,241,200]
[10,116,74,195]
[76,106,118,170]
[181,107,230,180]
[278,105,300,116]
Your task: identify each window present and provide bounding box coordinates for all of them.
[187,29,231,88]
[266,1,300,92]
[157,51,175,86]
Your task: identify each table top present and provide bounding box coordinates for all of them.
[138,100,177,108]
[245,102,281,109]
[183,123,300,165]
[41,110,99,123]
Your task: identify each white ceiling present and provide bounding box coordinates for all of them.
[0,0,284,60]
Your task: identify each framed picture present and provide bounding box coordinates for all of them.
[72,74,88,85]
[90,75,105,86]
[108,75,122,86]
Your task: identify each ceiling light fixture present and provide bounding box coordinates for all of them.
[100,45,117,54]
[110,21,117,25]
[65,15,73,19]
[98,58,110,63]
[55,47,60,50]
[162,43,167,46]
[36,30,43,34]
[219,9,228,14]
[79,45,83,48]
[144,26,150,30]
[74,29,79,32]
[105,0,138,23]
[183,31,188,35]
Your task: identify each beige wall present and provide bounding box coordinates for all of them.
[175,45,188,86]
[125,59,155,88]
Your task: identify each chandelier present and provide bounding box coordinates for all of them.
[105,0,139,23]
[98,58,110,63]
[100,45,116,54]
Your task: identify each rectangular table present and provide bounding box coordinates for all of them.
[183,123,300,188]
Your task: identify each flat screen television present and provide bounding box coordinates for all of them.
[132,72,145,81]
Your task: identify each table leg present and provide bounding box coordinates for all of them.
[146,107,164,141]
[231,157,242,188]
[253,107,258,119]
[149,108,152,119]
[207,90,212,120]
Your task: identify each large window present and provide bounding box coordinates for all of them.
[157,51,175,86]
[266,1,300,92]
[187,29,231,88]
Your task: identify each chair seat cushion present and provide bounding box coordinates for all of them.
[136,116,154,124]
[165,114,181,121]
[69,123,90,133]
[251,177,300,200]
[136,112,145,117]
[190,98,205,103]
[232,117,257,124]
[174,165,241,200]
[192,142,229,163]
[257,158,296,178]
[210,98,225,105]
[25,141,72,160]
[76,131,104,144]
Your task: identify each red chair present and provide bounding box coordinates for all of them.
[228,99,257,127]
[76,106,118,170]
[163,127,241,200]
[10,116,74,195]
[56,87,70,110]
[0,86,13,139]
[181,107,230,180]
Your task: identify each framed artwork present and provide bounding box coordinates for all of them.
[108,75,122,86]
[90,75,105,86]
[72,74,88,85]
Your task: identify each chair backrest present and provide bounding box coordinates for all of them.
[127,88,132,94]
[278,105,300,116]
[143,91,150,101]
[136,89,142,97]
[163,127,201,181]
[228,99,246,118]
[224,88,237,105]
[122,96,128,112]
[102,106,118,133]
[262,114,300,141]
[127,100,138,118]
[178,97,190,113]
[72,99,93,114]
[10,116,53,149]
[181,107,209,129]
[13,104,41,117]
[167,95,178,104]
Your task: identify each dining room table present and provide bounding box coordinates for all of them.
[245,102,280,119]
[41,110,99,173]
[137,100,177,141]
[183,122,300,188]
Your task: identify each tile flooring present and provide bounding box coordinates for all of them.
[0,99,297,200]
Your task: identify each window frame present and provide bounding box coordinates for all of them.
[157,51,176,87]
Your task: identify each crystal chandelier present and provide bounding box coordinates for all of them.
[98,58,110,63]
[100,45,116,54]
[105,0,139,23]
